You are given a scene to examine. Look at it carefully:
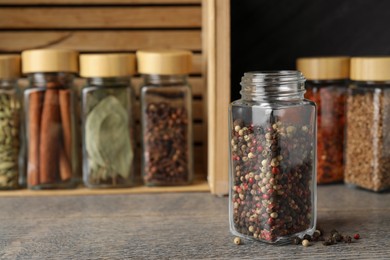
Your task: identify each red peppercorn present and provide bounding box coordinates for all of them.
[354,234,360,240]
[272,167,280,174]
[249,177,254,184]
[257,145,263,152]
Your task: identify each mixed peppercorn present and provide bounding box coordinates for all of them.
[230,118,314,243]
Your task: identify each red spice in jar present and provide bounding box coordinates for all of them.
[305,84,347,184]
[297,57,349,184]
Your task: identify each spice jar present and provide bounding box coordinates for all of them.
[229,71,317,244]
[80,54,136,188]
[345,57,390,192]
[0,55,22,189]
[22,49,78,189]
[297,57,349,184]
[137,49,193,186]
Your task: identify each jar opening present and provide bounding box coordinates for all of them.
[240,71,306,101]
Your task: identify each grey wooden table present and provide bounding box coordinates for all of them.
[0,185,389,259]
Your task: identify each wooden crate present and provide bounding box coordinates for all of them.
[0,0,230,196]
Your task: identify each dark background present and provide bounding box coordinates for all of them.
[231,0,390,100]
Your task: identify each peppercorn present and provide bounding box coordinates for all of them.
[354,233,360,240]
[333,233,342,242]
[291,236,302,245]
[302,239,310,247]
[234,237,241,245]
[312,230,321,239]
[344,235,352,243]
[303,234,312,241]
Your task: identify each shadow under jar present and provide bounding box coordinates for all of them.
[345,57,390,192]
[297,57,349,184]
[137,50,193,186]
[22,49,77,189]
[229,71,317,244]
[0,55,22,189]
[80,54,136,188]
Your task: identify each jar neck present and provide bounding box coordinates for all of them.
[240,71,306,101]
[27,72,75,88]
[0,78,18,88]
[142,74,187,86]
[86,76,131,87]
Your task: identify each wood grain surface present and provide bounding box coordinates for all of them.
[0,185,388,259]
[0,7,201,29]
[0,0,201,4]
[0,31,201,52]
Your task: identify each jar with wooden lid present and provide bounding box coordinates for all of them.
[229,71,317,244]
[0,55,22,189]
[297,57,349,184]
[80,54,136,188]
[345,57,390,192]
[22,49,78,189]
[137,49,193,186]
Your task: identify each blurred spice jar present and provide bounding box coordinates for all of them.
[80,54,136,188]
[297,57,349,184]
[229,71,317,244]
[345,57,390,192]
[137,49,193,186]
[0,55,22,189]
[22,49,78,189]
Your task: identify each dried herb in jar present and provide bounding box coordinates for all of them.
[84,93,133,186]
[231,120,314,242]
[0,93,20,189]
[143,102,190,185]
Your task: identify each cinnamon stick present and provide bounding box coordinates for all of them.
[27,91,42,187]
[59,90,71,160]
[39,89,61,184]
[59,146,72,181]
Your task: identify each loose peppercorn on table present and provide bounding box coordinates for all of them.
[0,185,389,259]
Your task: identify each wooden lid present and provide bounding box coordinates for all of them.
[80,53,136,77]
[296,57,350,80]
[0,55,21,79]
[22,49,78,74]
[351,57,390,81]
[136,49,192,75]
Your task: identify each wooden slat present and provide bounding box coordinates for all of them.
[204,0,230,195]
[0,179,209,197]
[0,0,201,4]
[0,7,201,29]
[0,31,201,52]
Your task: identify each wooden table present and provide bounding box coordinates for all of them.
[0,185,389,259]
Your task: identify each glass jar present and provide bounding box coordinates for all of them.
[137,50,193,186]
[297,57,349,184]
[345,57,390,192]
[80,54,136,188]
[22,49,78,189]
[0,55,22,189]
[229,71,317,244]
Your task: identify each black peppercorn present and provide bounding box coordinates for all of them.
[344,235,352,243]
[291,236,302,245]
[333,233,342,242]
[303,234,312,241]
[330,229,339,236]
